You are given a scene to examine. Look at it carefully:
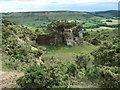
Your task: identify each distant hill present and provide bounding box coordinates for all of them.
[1,10,118,27]
[92,10,119,18]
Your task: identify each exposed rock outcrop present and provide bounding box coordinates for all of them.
[36,20,83,46]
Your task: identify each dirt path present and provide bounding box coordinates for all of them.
[0,71,24,89]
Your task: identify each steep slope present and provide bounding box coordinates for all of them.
[2,19,44,71]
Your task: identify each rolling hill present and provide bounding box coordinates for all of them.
[0,11,102,27]
[92,10,119,18]
[1,10,119,28]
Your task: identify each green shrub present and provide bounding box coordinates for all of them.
[90,38,101,45]
[97,66,120,88]
[91,45,119,67]
[67,64,78,77]
[2,19,16,26]
[75,54,91,69]
[90,42,120,88]
[2,19,37,71]
[17,63,68,88]
[86,67,100,81]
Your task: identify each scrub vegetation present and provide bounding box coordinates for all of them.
[1,10,120,88]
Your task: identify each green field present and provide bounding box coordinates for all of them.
[101,19,118,25]
[1,11,104,28]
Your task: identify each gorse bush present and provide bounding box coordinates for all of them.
[67,64,78,77]
[2,19,16,26]
[90,38,101,45]
[75,54,91,69]
[86,66,100,81]
[90,42,120,88]
[91,44,119,67]
[97,66,120,88]
[17,65,46,88]
[2,19,37,71]
[17,63,69,88]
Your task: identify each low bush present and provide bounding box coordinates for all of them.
[91,45,119,67]
[17,63,68,88]
[75,54,91,69]
[67,64,78,77]
[97,66,120,88]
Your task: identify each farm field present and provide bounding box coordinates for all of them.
[101,19,118,25]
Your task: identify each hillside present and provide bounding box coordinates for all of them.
[92,10,119,18]
[2,11,104,28]
[2,10,119,29]
[1,10,120,88]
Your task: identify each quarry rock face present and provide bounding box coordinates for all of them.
[63,26,83,46]
[36,20,83,46]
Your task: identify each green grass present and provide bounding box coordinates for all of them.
[86,26,116,32]
[84,22,97,27]
[41,43,96,65]
[106,20,118,25]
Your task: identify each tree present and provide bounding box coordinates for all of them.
[106,19,112,22]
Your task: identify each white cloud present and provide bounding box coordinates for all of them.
[0,0,48,12]
[0,0,119,12]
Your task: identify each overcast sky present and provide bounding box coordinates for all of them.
[0,0,119,12]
